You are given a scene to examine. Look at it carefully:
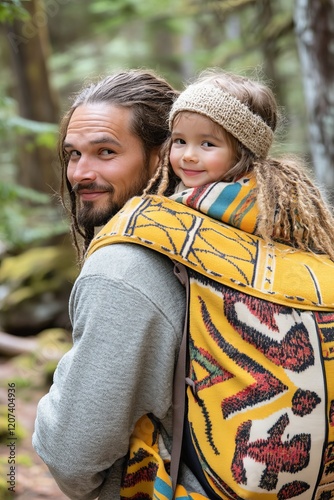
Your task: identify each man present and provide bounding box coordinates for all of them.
[32,69,204,498]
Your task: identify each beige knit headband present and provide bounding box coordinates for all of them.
[169,84,274,158]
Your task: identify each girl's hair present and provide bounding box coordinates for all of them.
[145,69,334,261]
[59,69,178,259]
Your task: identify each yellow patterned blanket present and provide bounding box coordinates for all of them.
[88,193,334,310]
[87,192,334,500]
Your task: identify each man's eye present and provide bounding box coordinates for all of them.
[100,149,115,155]
[68,150,80,158]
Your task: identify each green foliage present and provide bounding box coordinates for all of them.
[0,95,58,150]
[0,246,76,308]
[0,92,62,251]
[0,182,66,251]
[90,0,180,28]
[0,0,30,23]
[0,182,49,204]
[7,115,58,149]
[0,0,313,251]
[0,95,16,138]
[0,93,58,174]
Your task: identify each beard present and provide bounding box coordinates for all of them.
[77,192,121,228]
[75,170,152,230]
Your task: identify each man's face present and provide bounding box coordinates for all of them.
[65,103,159,227]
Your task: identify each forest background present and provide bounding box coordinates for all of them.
[0,0,333,498]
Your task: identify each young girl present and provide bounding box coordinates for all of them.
[146,69,334,261]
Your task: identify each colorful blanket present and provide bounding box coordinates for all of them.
[87,187,334,499]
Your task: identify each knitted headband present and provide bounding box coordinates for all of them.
[169,84,274,158]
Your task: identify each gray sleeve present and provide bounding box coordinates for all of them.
[32,244,185,500]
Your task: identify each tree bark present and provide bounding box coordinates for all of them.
[294,0,334,201]
[5,0,60,195]
[257,0,285,105]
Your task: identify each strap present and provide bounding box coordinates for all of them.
[171,263,226,500]
[170,261,190,496]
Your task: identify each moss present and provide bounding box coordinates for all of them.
[0,406,8,441]
[0,454,32,467]
[0,405,26,443]
[7,328,72,389]
[0,472,13,500]
[0,245,78,311]
[3,377,31,390]
[16,454,32,467]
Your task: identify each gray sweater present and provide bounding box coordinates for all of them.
[32,243,206,499]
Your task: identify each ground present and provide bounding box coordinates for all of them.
[0,350,68,499]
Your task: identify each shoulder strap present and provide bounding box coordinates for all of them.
[171,261,190,495]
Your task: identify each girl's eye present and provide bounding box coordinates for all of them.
[173,138,185,145]
[203,141,215,147]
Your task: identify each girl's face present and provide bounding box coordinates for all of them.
[170,112,236,188]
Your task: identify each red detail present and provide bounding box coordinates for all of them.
[232,414,310,491]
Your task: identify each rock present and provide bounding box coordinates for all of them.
[0,244,78,335]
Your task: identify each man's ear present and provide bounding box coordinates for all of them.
[148,146,162,177]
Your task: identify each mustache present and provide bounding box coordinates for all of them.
[72,182,114,194]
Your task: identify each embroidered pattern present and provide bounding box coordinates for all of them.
[87,195,334,499]
[186,272,324,498]
[89,196,334,309]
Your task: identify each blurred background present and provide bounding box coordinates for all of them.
[0,0,333,498]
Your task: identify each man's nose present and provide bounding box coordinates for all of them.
[71,156,97,183]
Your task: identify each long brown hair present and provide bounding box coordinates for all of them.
[59,69,178,259]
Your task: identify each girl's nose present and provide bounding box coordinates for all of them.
[182,145,198,163]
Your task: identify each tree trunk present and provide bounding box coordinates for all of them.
[294,0,334,202]
[5,0,60,195]
[258,0,284,105]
